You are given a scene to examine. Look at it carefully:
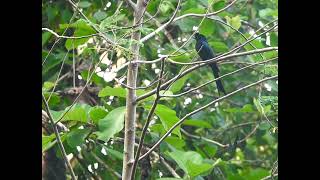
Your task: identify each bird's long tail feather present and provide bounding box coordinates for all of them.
[210,63,227,95]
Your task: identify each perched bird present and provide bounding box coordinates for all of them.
[194,33,227,95]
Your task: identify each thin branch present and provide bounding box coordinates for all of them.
[181,128,228,147]
[238,123,259,143]
[47,50,70,102]
[42,28,99,39]
[159,157,181,178]
[42,93,77,180]
[138,75,278,161]
[131,57,165,180]
[260,173,278,180]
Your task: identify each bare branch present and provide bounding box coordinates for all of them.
[42,93,77,180]
[181,128,228,147]
[42,27,99,39]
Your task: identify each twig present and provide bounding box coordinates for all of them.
[42,28,99,39]
[159,157,181,178]
[138,75,278,161]
[47,50,70,102]
[260,173,278,180]
[181,128,228,147]
[238,123,259,143]
[42,93,77,180]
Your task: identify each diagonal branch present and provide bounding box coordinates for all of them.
[42,93,77,180]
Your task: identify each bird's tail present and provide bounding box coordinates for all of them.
[209,63,227,95]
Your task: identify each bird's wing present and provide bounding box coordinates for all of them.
[197,41,215,60]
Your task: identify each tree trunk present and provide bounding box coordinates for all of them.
[122,0,146,179]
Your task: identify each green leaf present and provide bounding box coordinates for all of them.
[66,128,91,148]
[259,8,278,18]
[150,124,166,135]
[94,10,107,21]
[100,14,126,29]
[213,1,226,11]
[42,81,55,92]
[224,104,254,113]
[89,106,108,124]
[159,0,174,14]
[169,74,190,93]
[209,41,229,53]
[106,148,123,160]
[169,53,192,63]
[95,106,126,141]
[168,149,218,177]
[51,103,91,123]
[157,178,182,180]
[165,136,186,149]
[240,168,269,180]
[99,86,127,98]
[42,32,52,47]
[253,98,263,114]
[259,121,270,130]
[270,32,278,46]
[65,19,96,50]
[42,133,66,152]
[78,1,92,8]
[80,70,104,85]
[182,8,205,15]
[182,119,212,128]
[199,19,216,36]
[145,104,181,137]
[225,15,241,31]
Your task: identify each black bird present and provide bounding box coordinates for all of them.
[194,33,227,95]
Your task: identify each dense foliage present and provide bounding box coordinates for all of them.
[42,0,278,179]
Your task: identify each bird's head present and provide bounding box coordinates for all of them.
[194,33,207,42]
